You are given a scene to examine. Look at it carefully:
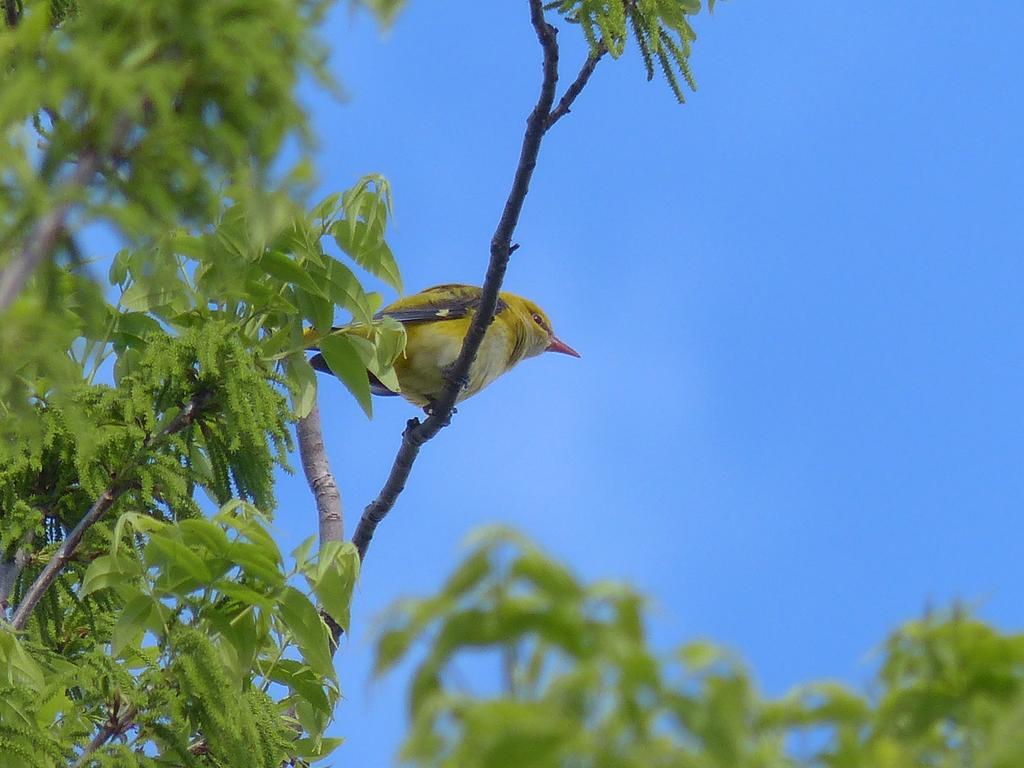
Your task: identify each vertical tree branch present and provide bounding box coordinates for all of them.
[0,117,132,314]
[0,547,31,615]
[3,0,20,28]
[296,403,344,545]
[296,401,347,648]
[0,148,100,313]
[351,0,566,562]
[8,390,212,631]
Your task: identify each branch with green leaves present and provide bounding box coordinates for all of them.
[350,0,580,561]
[69,701,138,768]
[350,0,716,562]
[0,1,414,765]
[8,389,212,631]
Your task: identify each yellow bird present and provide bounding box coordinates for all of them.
[309,283,579,409]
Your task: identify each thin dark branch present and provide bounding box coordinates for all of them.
[547,44,607,129]
[9,389,213,631]
[3,0,19,28]
[352,419,426,560]
[351,0,563,562]
[71,704,137,768]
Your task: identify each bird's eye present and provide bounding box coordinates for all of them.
[532,313,544,325]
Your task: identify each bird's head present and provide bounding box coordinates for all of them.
[513,296,581,360]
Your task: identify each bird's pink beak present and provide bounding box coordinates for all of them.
[547,335,581,358]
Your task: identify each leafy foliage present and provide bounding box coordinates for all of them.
[1,0,404,764]
[376,529,1024,768]
[0,0,328,241]
[1,504,359,766]
[547,0,717,103]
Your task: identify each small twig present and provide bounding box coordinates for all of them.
[9,390,213,631]
[547,44,607,129]
[352,419,427,560]
[351,0,563,562]
[71,704,138,768]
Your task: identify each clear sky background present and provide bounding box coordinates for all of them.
[268,2,1024,762]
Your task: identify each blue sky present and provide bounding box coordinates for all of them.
[268,1,1024,762]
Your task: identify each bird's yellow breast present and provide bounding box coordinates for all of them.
[393,316,515,406]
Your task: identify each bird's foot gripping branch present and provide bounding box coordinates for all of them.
[440,365,471,396]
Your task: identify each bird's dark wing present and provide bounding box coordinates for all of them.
[309,352,399,397]
[375,284,507,324]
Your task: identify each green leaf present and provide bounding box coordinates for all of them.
[311,192,342,225]
[319,333,372,417]
[679,641,727,671]
[144,534,214,586]
[296,285,335,334]
[292,535,317,573]
[221,508,282,563]
[260,250,323,294]
[333,220,403,292]
[287,353,318,419]
[373,315,406,367]
[80,554,143,596]
[204,601,260,678]
[111,511,167,557]
[109,249,131,285]
[375,625,418,677]
[0,630,45,689]
[307,541,360,634]
[278,586,335,680]
[292,736,345,760]
[216,581,277,612]
[260,321,304,361]
[441,549,492,599]
[177,518,231,559]
[322,258,374,326]
[112,593,157,655]
[268,658,333,714]
[229,542,285,588]
[510,551,583,601]
[120,280,186,314]
[111,311,162,350]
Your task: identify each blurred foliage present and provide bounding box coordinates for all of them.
[376,528,1024,768]
[0,0,328,238]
